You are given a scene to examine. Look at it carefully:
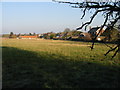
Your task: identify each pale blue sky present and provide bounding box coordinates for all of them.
[2,2,104,34]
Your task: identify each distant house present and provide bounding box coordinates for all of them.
[42,32,56,39]
[19,35,38,39]
[71,36,79,40]
[38,34,44,38]
[88,27,105,37]
[79,32,92,41]
[79,27,105,41]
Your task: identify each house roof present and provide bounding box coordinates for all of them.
[88,27,100,33]
[19,36,37,38]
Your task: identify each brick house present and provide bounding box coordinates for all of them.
[19,35,38,39]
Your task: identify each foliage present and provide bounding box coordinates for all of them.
[10,32,14,36]
[72,30,82,36]
[43,34,49,39]
[2,34,10,38]
[61,36,66,40]
[9,32,17,38]
[102,28,119,42]
[9,35,17,38]
[17,33,21,37]
[50,33,56,39]
[64,28,71,32]
[33,33,36,36]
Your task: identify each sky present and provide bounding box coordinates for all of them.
[1,0,105,34]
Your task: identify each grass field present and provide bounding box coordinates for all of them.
[2,38,120,88]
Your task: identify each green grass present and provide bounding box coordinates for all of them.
[2,39,120,88]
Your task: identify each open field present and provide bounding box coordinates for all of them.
[2,38,120,88]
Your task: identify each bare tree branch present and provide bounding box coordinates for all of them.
[76,8,110,30]
[53,0,120,58]
[81,8,87,19]
[90,12,109,50]
[104,44,119,57]
[103,43,113,49]
[111,49,119,59]
[53,0,120,11]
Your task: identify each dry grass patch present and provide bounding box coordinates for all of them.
[48,43,91,47]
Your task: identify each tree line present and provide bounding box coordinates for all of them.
[2,27,119,43]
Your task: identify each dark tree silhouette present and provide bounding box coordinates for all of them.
[10,32,14,36]
[9,32,14,38]
[53,0,120,58]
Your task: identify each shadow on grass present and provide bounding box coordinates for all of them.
[2,46,120,88]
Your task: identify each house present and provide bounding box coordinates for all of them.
[19,35,38,39]
[88,27,105,37]
[38,34,44,38]
[42,32,56,39]
[79,27,105,41]
[79,32,92,41]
